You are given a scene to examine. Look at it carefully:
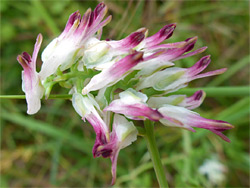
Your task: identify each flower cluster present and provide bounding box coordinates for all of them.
[17,3,233,184]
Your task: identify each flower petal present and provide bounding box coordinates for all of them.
[108,28,147,51]
[59,11,81,39]
[148,90,206,110]
[88,114,138,185]
[32,33,43,65]
[112,114,138,148]
[144,23,176,47]
[72,93,110,158]
[136,55,226,93]
[83,40,112,69]
[40,4,110,80]
[133,50,175,77]
[158,105,234,142]
[172,46,207,61]
[146,41,187,50]
[186,56,227,79]
[82,51,143,94]
[136,67,186,92]
[110,114,137,185]
[104,89,163,121]
[184,90,206,109]
[17,34,44,114]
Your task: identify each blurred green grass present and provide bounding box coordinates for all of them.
[0,0,249,187]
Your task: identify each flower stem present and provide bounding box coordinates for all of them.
[144,119,169,188]
[182,130,191,182]
[0,94,72,99]
[174,86,250,97]
[0,86,249,100]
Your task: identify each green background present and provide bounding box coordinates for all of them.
[1,0,249,187]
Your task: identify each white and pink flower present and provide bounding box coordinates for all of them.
[17,2,234,185]
[72,93,137,184]
[40,3,111,80]
[104,88,163,121]
[17,34,44,114]
[82,51,144,95]
[158,105,234,142]
[136,55,226,93]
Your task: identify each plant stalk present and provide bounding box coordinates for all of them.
[0,86,249,99]
[144,119,169,188]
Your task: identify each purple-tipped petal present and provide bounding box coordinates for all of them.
[76,8,91,35]
[145,37,199,63]
[32,34,43,64]
[143,49,169,61]
[185,90,206,109]
[60,11,81,38]
[86,15,112,39]
[209,129,231,142]
[40,5,111,80]
[20,33,41,70]
[94,3,106,18]
[88,12,94,27]
[72,93,111,158]
[191,118,233,130]
[89,114,138,185]
[93,3,108,24]
[77,3,110,39]
[82,52,143,94]
[192,118,233,142]
[110,114,137,185]
[147,41,187,50]
[193,68,227,79]
[184,56,227,81]
[132,49,175,77]
[158,105,234,142]
[87,113,110,157]
[136,55,227,92]
[145,23,176,47]
[184,36,198,52]
[17,52,32,70]
[188,55,211,76]
[105,100,163,121]
[172,46,207,61]
[17,34,44,114]
[108,28,147,51]
[104,88,163,121]
[148,90,206,110]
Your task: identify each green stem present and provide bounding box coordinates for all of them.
[144,119,169,188]
[182,130,191,182]
[173,86,250,97]
[116,154,185,185]
[0,94,72,99]
[0,86,249,99]
[145,86,249,97]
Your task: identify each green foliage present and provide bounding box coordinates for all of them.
[1,0,249,187]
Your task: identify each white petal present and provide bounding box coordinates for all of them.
[83,41,112,69]
[158,104,198,131]
[136,67,186,92]
[72,93,94,117]
[113,114,138,149]
[119,88,148,104]
[134,59,174,77]
[148,95,186,108]
[23,72,44,115]
[40,37,81,80]
[95,87,108,109]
